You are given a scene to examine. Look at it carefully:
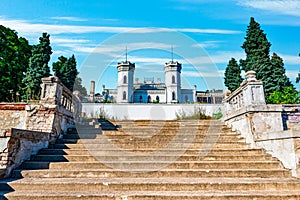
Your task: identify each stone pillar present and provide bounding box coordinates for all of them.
[40,76,63,105]
[242,71,266,106]
[90,81,95,102]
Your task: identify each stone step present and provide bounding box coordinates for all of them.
[38,148,265,156]
[3,178,300,192]
[57,137,245,144]
[39,148,265,155]
[13,169,291,179]
[48,142,250,149]
[64,132,241,140]
[29,154,274,162]
[19,160,283,170]
[4,190,300,200]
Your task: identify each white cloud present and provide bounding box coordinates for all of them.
[187,51,245,65]
[0,16,241,38]
[279,53,300,65]
[50,16,87,22]
[182,70,224,77]
[51,37,90,44]
[238,0,300,17]
[286,70,300,80]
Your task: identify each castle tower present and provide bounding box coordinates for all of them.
[117,61,135,103]
[165,61,182,103]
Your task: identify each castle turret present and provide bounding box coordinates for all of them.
[165,61,182,103]
[117,61,135,103]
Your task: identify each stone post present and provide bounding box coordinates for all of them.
[40,76,63,105]
[242,71,266,106]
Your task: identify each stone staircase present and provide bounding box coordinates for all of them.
[1,120,300,199]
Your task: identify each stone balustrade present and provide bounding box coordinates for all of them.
[223,71,300,177]
[0,75,81,178]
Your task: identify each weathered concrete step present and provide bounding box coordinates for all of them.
[24,160,282,170]
[4,190,300,200]
[114,129,232,134]
[30,154,274,162]
[3,178,300,192]
[63,132,241,140]
[49,142,250,149]
[38,148,265,156]
[14,169,291,178]
[115,119,224,125]
[57,138,245,144]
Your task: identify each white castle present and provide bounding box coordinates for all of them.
[94,58,196,104]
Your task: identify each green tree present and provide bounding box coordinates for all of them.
[0,25,32,102]
[297,72,300,83]
[52,54,78,91]
[224,58,243,92]
[263,53,292,99]
[240,17,271,76]
[240,17,294,99]
[23,33,52,100]
[73,77,87,97]
[268,86,299,104]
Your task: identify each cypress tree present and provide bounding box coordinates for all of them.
[52,54,78,91]
[239,17,295,100]
[23,33,52,100]
[240,17,271,76]
[224,58,243,92]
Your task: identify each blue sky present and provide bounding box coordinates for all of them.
[0,0,299,92]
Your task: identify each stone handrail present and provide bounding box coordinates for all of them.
[223,71,266,117]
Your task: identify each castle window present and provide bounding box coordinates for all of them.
[185,95,188,102]
[123,75,127,84]
[172,75,175,84]
[123,91,126,100]
[172,92,176,100]
[147,95,151,103]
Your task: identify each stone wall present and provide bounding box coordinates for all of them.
[223,71,300,177]
[0,129,49,178]
[82,103,223,120]
[0,104,27,136]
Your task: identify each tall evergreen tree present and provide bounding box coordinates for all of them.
[23,33,52,100]
[52,54,78,91]
[297,72,300,84]
[239,17,295,100]
[0,25,32,102]
[240,17,271,79]
[224,58,243,92]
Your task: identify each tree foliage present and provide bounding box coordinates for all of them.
[240,17,271,75]
[0,25,32,102]
[297,71,300,84]
[239,17,295,101]
[73,77,88,97]
[52,54,78,91]
[224,58,243,92]
[268,86,299,104]
[23,33,52,100]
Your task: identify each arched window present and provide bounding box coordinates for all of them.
[156,95,160,102]
[172,75,175,84]
[185,95,188,102]
[123,75,127,84]
[147,95,151,103]
[172,92,176,100]
[123,91,126,100]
